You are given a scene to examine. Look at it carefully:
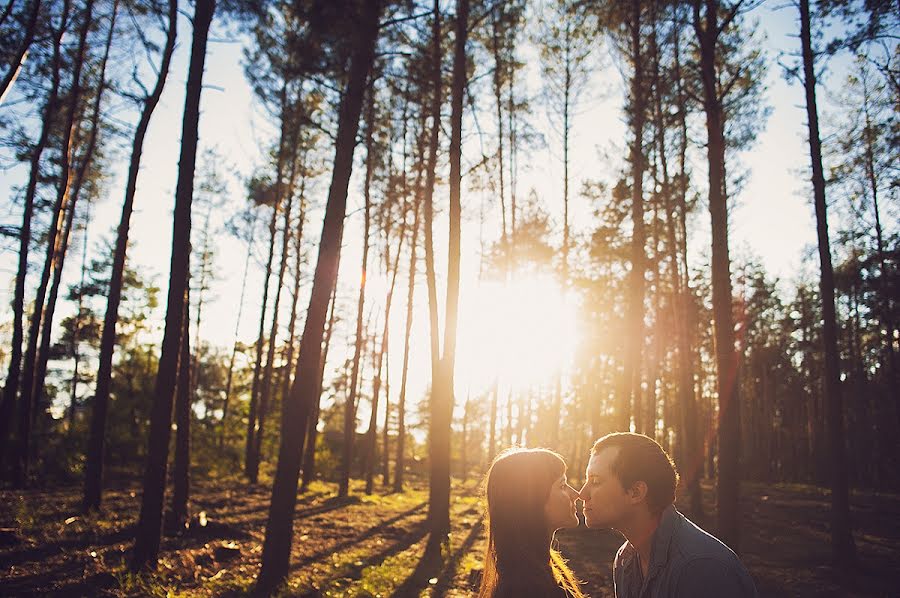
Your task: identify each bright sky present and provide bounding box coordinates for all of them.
[0,2,876,422]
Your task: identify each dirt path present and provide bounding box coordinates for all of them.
[1,479,898,596]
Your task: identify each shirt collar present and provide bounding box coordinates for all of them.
[647,505,680,576]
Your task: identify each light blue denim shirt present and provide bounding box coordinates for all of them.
[613,506,758,598]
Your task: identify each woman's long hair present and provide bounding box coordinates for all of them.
[477,448,585,598]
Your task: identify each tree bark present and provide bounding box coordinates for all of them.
[619,0,647,434]
[693,0,740,551]
[130,0,213,571]
[220,212,256,448]
[426,0,467,557]
[799,0,856,567]
[255,2,382,590]
[170,290,191,531]
[33,0,117,444]
[14,0,93,485]
[339,91,377,498]
[83,0,176,512]
[0,0,41,105]
[245,105,287,481]
[364,202,408,494]
[301,282,338,493]
[250,142,298,483]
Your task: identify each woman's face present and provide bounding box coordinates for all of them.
[543,473,581,532]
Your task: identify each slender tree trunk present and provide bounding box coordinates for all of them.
[693,0,740,551]
[799,0,856,566]
[281,183,307,424]
[671,11,703,515]
[423,0,443,382]
[301,282,337,493]
[394,195,422,493]
[246,86,288,479]
[250,147,298,483]
[130,0,213,570]
[340,92,377,498]
[427,0,467,557]
[220,212,257,448]
[619,0,647,434]
[69,207,90,431]
[170,291,191,531]
[255,2,382,590]
[859,78,898,408]
[82,0,176,512]
[0,0,41,106]
[490,4,508,257]
[364,208,408,494]
[14,0,93,485]
[33,0,117,442]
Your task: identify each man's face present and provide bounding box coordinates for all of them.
[579,447,634,529]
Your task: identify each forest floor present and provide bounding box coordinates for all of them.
[1,477,899,597]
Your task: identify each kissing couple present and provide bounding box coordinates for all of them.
[477,432,758,598]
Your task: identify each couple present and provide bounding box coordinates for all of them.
[478,432,758,598]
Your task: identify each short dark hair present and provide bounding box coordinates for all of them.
[591,433,679,514]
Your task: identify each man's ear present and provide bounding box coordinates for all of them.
[628,481,649,505]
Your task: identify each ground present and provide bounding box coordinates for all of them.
[1,477,898,597]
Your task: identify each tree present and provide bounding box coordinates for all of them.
[691,0,762,552]
[14,0,96,486]
[83,0,177,513]
[339,89,377,498]
[255,1,384,591]
[425,0,467,558]
[0,0,41,105]
[131,0,215,571]
[798,0,857,566]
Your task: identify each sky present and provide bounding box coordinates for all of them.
[0,1,881,421]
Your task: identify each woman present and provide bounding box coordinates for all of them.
[478,448,586,598]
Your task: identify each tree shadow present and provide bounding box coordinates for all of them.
[0,524,134,568]
[293,501,428,569]
[390,517,484,598]
[432,519,484,597]
[312,521,431,594]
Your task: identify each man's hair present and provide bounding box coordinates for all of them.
[591,433,679,514]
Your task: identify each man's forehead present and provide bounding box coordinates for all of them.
[586,446,619,474]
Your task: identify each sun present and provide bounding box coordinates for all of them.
[456,273,581,396]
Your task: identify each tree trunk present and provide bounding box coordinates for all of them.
[620,0,647,434]
[364,201,408,494]
[671,10,703,516]
[220,212,257,448]
[693,0,740,551]
[339,91,377,498]
[423,0,443,381]
[799,0,856,566]
[14,0,93,486]
[0,0,41,105]
[255,2,382,590]
[33,0,116,442]
[245,123,286,481]
[426,0,467,557]
[301,283,338,493]
[394,192,422,493]
[69,208,91,431]
[130,0,213,571]
[82,0,176,512]
[250,145,298,483]
[170,291,191,531]
[280,181,307,428]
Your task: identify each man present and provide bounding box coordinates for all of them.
[579,432,757,598]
